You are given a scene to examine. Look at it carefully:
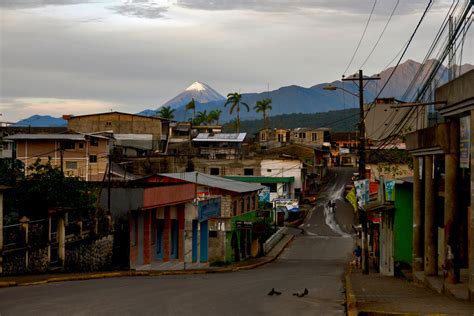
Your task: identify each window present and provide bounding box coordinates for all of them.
[247,197,250,212]
[105,121,112,127]
[209,231,218,238]
[89,155,97,163]
[233,201,237,217]
[90,139,99,147]
[244,168,254,176]
[267,169,272,173]
[312,133,318,141]
[241,199,245,214]
[210,167,220,175]
[261,133,266,141]
[62,141,75,150]
[65,161,77,169]
[78,142,84,149]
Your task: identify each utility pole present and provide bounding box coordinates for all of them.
[343,69,379,275]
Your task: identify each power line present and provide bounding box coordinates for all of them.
[342,0,378,76]
[364,0,434,119]
[360,0,400,69]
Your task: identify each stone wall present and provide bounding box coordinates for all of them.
[3,251,27,274]
[65,235,114,272]
[28,248,49,273]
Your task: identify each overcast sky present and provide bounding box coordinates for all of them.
[1,0,472,122]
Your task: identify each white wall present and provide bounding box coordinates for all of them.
[261,159,302,193]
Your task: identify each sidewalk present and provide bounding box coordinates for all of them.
[0,234,294,288]
[346,267,474,315]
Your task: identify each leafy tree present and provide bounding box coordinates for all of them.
[185,98,196,122]
[6,158,96,220]
[254,98,272,129]
[0,158,24,186]
[195,110,209,125]
[156,106,176,120]
[224,92,249,132]
[208,109,222,125]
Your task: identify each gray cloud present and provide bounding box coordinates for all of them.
[0,0,103,9]
[175,0,443,15]
[108,3,168,19]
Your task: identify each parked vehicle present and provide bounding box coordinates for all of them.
[301,192,318,204]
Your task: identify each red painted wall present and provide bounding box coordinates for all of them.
[143,184,195,209]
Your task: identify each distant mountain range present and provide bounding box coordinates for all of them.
[14,60,474,127]
[13,115,67,127]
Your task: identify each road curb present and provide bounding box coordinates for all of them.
[2,234,295,287]
[0,281,17,288]
[345,267,358,316]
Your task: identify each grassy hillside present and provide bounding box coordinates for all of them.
[223,108,359,135]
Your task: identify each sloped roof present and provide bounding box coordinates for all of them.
[159,172,263,193]
[5,133,109,141]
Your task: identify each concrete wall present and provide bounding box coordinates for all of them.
[261,159,302,190]
[68,113,163,150]
[193,158,261,176]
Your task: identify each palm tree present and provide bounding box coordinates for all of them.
[224,92,249,132]
[156,106,175,120]
[208,109,222,125]
[185,98,196,122]
[195,110,209,125]
[254,98,272,129]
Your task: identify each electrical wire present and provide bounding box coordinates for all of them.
[360,0,400,69]
[342,0,378,76]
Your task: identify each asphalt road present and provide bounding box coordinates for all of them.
[0,167,356,316]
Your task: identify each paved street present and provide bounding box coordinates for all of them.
[0,168,356,316]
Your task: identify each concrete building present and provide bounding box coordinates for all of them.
[291,127,331,147]
[406,70,474,301]
[258,128,291,149]
[156,172,263,264]
[65,112,169,152]
[5,133,110,181]
[192,133,246,160]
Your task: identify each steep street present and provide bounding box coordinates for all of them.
[0,168,356,315]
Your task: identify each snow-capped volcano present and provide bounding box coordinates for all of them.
[162,81,225,109]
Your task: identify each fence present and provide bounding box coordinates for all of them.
[1,213,114,275]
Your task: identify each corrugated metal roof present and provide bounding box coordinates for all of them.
[6,134,86,141]
[159,172,263,193]
[5,133,109,141]
[193,133,246,142]
[224,176,295,183]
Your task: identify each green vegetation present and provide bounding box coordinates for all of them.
[225,92,249,132]
[4,158,96,222]
[156,106,176,120]
[223,108,359,135]
[254,98,272,129]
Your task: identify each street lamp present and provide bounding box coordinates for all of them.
[322,85,359,98]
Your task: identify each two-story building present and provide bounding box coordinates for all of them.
[65,112,169,153]
[5,133,110,181]
[192,133,246,160]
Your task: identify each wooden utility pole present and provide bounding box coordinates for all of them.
[343,70,379,275]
